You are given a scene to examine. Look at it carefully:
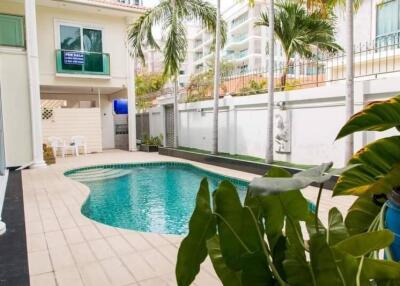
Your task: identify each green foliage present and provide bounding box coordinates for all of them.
[141,134,163,146]
[128,0,227,79]
[176,163,400,286]
[186,60,234,102]
[135,72,166,111]
[334,94,400,261]
[256,0,342,89]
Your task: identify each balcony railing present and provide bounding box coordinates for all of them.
[56,50,110,76]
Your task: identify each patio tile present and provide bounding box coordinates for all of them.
[80,224,102,241]
[27,233,47,253]
[106,235,135,256]
[88,238,116,260]
[58,215,78,229]
[121,231,153,252]
[120,252,157,282]
[45,230,67,249]
[100,257,136,285]
[139,249,173,276]
[80,262,112,286]
[42,218,61,233]
[55,266,84,286]
[25,220,44,235]
[28,250,53,275]
[48,245,75,270]
[30,272,57,286]
[70,242,97,266]
[63,227,85,244]
[141,232,170,248]
[96,223,120,237]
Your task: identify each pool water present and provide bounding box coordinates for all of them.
[65,162,248,235]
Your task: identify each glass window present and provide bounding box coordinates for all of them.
[59,24,104,73]
[83,28,102,52]
[0,14,25,47]
[60,25,81,51]
[377,0,398,37]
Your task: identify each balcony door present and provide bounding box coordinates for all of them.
[59,23,104,73]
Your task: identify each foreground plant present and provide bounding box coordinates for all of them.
[176,164,400,285]
[334,94,400,261]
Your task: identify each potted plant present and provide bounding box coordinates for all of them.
[334,95,400,261]
[175,163,400,285]
[139,134,163,152]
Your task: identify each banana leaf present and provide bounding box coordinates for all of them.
[336,95,400,139]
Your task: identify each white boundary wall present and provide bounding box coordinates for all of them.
[149,77,400,168]
[42,108,102,153]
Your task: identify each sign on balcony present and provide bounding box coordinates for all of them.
[63,51,84,65]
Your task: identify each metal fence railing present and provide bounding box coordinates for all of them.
[181,33,400,101]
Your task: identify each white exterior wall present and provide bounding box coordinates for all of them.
[150,76,400,168]
[42,108,102,153]
[0,50,33,167]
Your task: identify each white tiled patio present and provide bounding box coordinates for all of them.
[22,150,354,286]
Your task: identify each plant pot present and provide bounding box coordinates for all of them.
[140,145,159,152]
[385,188,400,261]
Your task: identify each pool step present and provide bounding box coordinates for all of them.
[67,168,132,182]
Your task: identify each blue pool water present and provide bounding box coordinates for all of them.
[65,162,249,235]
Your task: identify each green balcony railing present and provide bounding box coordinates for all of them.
[56,50,110,76]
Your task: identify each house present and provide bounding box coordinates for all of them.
[0,0,145,169]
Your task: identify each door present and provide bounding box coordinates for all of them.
[164,105,174,147]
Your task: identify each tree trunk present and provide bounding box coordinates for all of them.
[212,0,221,155]
[345,0,354,162]
[173,77,179,148]
[280,58,290,91]
[266,0,275,163]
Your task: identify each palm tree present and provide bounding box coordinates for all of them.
[256,1,342,90]
[128,0,225,149]
[211,0,221,155]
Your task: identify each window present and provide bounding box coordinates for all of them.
[376,0,400,44]
[0,14,25,47]
[58,23,105,74]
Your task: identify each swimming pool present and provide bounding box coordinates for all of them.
[65,162,249,235]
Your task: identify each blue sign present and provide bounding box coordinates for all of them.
[63,51,84,65]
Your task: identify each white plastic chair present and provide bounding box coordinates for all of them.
[47,137,66,158]
[71,136,87,156]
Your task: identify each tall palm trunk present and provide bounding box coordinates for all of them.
[173,77,179,148]
[212,0,221,155]
[345,0,354,162]
[280,57,290,91]
[266,0,274,163]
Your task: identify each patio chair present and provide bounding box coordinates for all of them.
[47,136,66,158]
[71,136,87,156]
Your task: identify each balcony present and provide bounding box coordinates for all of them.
[56,50,110,76]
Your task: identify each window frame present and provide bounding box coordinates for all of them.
[54,19,105,53]
[375,0,400,39]
[0,13,26,48]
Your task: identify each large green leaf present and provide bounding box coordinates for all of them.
[213,181,262,270]
[176,178,216,286]
[345,196,381,235]
[309,233,343,285]
[334,230,394,257]
[326,208,349,246]
[283,220,313,286]
[206,235,242,286]
[249,163,354,197]
[333,136,400,196]
[362,258,400,280]
[336,95,400,139]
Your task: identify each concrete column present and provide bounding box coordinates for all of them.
[227,97,237,155]
[25,0,46,168]
[353,81,366,152]
[127,53,137,152]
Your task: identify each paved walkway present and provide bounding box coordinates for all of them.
[22,150,354,286]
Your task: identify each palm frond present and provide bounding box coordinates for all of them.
[163,11,187,77]
[184,0,227,47]
[127,1,171,63]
